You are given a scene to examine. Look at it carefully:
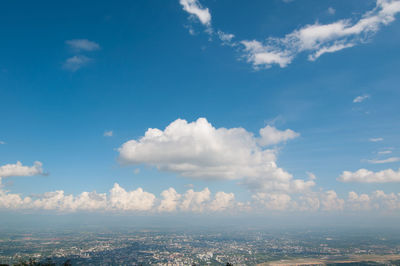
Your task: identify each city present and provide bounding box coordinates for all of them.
[1,228,400,265]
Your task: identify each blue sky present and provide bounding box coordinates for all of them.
[0,0,400,215]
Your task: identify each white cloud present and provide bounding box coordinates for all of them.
[372,190,400,210]
[209,191,235,211]
[253,192,292,210]
[180,0,400,69]
[0,180,239,213]
[289,190,344,212]
[259,190,375,212]
[179,0,211,26]
[346,190,400,210]
[158,188,181,212]
[353,94,370,103]
[178,189,400,212]
[0,161,44,179]
[0,190,32,209]
[66,39,100,52]
[63,55,91,72]
[321,190,344,211]
[2,179,400,213]
[109,183,156,211]
[338,168,400,183]
[118,118,309,194]
[251,190,347,212]
[367,157,400,164]
[242,175,315,194]
[242,0,400,68]
[180,188,211,212]
[347,191,371,210]
[297,193,321,211]
[258,125,300,146]
[0,176,108,211]
[104,130,113,137]
[0,141,5,145]
[241,189,400,212]
[30,190,108,211]
[369,137,384,142]
[158,187,236,213]
[328,7,336,15]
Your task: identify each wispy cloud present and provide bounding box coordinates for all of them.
[217,31,235,45]
[367,157,400,164]
[0,141,5,145]
[179,0,400,69]
[241,40,293,68]
[327,7,336,15]
[353,94,370,103]
[104,130,113,137]
[369,137,384,142]
[241,0,400,68]
[378,150,392,155]
[66,39,100,52]
[307,172,317,180]
[63,55,91,72]
[63,39,100,72]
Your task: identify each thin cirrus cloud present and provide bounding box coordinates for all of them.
[0,141,5,145]
[338,168,400,183]
[104,130,113,137]
[63,39,100,71]
[367,157,400,164]
[217,31,235,45]
[66,39,100,52]
[118,117,313,194]
[179,0,400,69]
[327,7,336,15]
[62,55,91,72]
[378,150,392,155]
[369,137,384,142]
[353,94,370,103]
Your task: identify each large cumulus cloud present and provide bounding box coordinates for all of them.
[118,118,312,193]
